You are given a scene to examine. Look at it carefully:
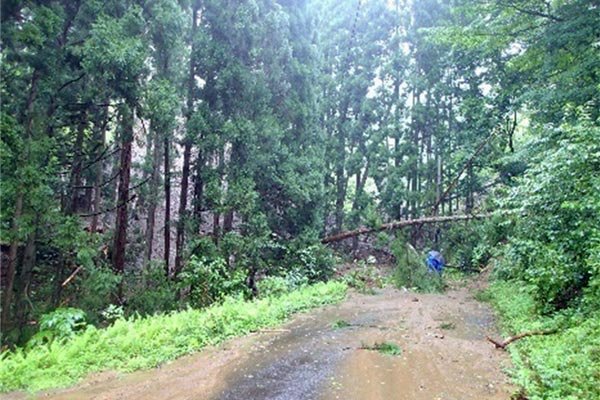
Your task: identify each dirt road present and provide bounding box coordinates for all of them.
[8,282,515,400]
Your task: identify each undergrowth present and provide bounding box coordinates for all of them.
[485,281,600,400]
[0,281,347,393]
[342,260,385,294]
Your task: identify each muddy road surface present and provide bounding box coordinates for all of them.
[7,282,514,400]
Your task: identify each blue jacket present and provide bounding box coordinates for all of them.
[426,250,445,273]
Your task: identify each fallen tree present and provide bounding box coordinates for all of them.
[321,213,494,244]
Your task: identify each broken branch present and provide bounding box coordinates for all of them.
[486,329,558,350]
[61,266,83,287]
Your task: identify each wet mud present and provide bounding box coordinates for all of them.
[4,282,514,400]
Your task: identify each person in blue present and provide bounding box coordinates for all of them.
[426,250,445,274]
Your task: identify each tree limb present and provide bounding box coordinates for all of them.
[61,266,83,287]
[499,0,564,22]
[81,146,120,173]
[57,73,86,93]
[486,329,558,350]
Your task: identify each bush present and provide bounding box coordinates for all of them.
[78,264,122,324]
[284,243,336,283]
[27,308,87,347]
[178,255,249,308]
[124,262,178,316]
[257,276,291,298]
[343,261,385,294]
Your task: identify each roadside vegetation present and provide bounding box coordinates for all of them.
[481,118,599,400]
[0,281,347,393]
[485,282,600,400]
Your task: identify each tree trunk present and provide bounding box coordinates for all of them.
[2,70,39,330]
[223,210,234,233]
[145,123,161,262]
[435,136,442,216]
[351,157,369,252]
[321,213,494,244]
[86,109,107,233]
[212,148,225,241]
[15,228,37,333]
[1,192,23,330]
[192,154,204,227]
[112,105,134,274]
[175,141,191,274]
[334,95,351,233]
[175,1,200,276]
[334,161,346,233]
[466,164,474,213]
[164,135,171,276]
[66,111,87,214]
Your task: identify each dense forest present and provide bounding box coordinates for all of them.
[1,0,599,398]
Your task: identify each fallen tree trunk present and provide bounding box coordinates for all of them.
[321,213,494,244]
[486,329,558,350]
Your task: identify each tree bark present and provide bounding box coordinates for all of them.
[66,111,87,214]
[15,228,37,331]
[164,135,171,276]
[2,70,39,330]
[487,329,558,350]
[175,1,200,276]
[1,193,23,330]
[192,154,204,227]
[112,105,134,274]
[145,123,161,262]
[175,141,191,274]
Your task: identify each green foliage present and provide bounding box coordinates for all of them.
[391,239,443,293]
[283,243,336,283]
[100,305,124,325]
[486,281,600,400]
[496,119,600,311]
[124,263,178,316]
[256,276,292,298]
[178,255,249,308]
[343,261,385,294]
[28,308,87,347]
[82,6,148,100]
[256,243,336,298]
[361,341,402,357]
[77,264,122,324]
[440,222,490,271]
[0,281,347,393]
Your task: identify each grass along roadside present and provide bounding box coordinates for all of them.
[483,281,600,400]
[0,281,347,393]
